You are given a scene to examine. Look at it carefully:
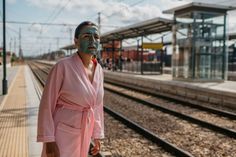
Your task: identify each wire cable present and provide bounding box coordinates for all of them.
[49,0,72,24]
[3,20,77,26]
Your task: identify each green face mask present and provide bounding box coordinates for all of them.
[78,26,100,55]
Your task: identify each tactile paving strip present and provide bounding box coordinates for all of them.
[0,66,29,157]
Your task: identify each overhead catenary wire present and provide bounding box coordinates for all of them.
[3,0,147,54]
[44,1,65,23]
[27,1,64,31]
[3,21,78,26]
[47,0,72,25]
[27,0,73,54]
[89,0,142,27]
[5,0,236,56]
[87,0,126,20]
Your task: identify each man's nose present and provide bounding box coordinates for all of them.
[89,35,96,42]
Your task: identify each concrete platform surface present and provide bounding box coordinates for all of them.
[133,73,236,94]
[0,66,20,105]
[0,65,42,157]
[37,59,236,94]
[104,70,236,109]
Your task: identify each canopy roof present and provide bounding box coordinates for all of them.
[60,44,76,50]
[163,2,236,15]
[100,17,173,43]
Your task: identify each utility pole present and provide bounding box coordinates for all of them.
[68,27,73,55]
[9,38,12,53]
[19,27,23,60]
[48,42,51,60]
[69,27,73,44]
[97,12,101,61]
[56,37,60,50]
[40,47,42,57]
[141,36,144,75]
[98,12,101,35]
[56,37,59,59]
[2,0,8,94]
[14,37,16,54]
[48,43,51,53]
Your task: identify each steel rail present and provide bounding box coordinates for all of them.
[29,62,195,157]
[104,79,236,120]
[105,85,236,139]
[104,106,194,157]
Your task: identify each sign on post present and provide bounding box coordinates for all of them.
[142,43,163,50]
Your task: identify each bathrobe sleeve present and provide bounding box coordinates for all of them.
[92,68,105,139]
[37,63,64,142]
[92,100,104,139]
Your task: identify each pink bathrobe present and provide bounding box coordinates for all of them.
[37,53,104,157]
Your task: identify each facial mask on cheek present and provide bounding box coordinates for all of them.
[79,39,100,55]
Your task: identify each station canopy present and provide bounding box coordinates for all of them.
[60,44,76,50]
[229,33,236,40]
[60,18,236,51]
[163,2,236,17]
[100,17,173,43]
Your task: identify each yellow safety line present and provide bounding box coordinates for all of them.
[0,66,21,111]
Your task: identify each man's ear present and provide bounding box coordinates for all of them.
[74,38,79,48]
[74,38,78,45]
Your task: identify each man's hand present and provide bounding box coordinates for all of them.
[91,139,101,156]
[46,142,60,157]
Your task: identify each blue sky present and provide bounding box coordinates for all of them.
[1,0,236,56]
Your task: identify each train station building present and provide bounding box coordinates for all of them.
[163,3,236,81]
[100,3,236,82]
[60,2,236,82]
[1,2,236,157]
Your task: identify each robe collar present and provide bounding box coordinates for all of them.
[72,53,98,107]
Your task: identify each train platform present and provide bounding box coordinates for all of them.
[104,69,236,94]
[0,65,42,157]
[0,66,19,105]
[0,64,102,157]
[36,59,236,109]
[104,70,236,110]
[132,73,236,93]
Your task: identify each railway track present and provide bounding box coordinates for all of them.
[104,78,236,116]
[104,89,236,157]
[101,112,173,157]
[28,62,186,157]
[104,83,236,138]
[29,61,236,157]
[34,60,236,118]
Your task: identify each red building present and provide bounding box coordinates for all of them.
[101,43,156,62]
[0,48,13,66]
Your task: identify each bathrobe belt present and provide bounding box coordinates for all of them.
[56,102,95,153]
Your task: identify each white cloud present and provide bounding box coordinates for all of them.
[116,5,163,23]
[24,0,186,24]
[28,23,44,32]
[26,0,63,9]
[25,0,105,12]
[72,0,105,10]
[100,0,188,25]
[10,0,236,56]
